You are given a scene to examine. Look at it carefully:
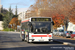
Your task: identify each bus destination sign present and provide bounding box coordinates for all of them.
[31,18,51,21]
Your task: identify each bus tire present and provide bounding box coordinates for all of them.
[22,39,24,41]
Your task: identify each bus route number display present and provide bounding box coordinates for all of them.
[31,18,51,21]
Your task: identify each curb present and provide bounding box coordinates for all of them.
[68,43,75,47]
[53,40,63,44]
[0,31,20,33]
[7,32,20,33]
[53,40,75,47]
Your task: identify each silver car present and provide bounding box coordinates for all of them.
[58,29,64,36]
[53,30,58,35]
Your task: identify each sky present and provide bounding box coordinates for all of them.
[1,0,35,14]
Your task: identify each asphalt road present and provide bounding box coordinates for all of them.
[0,31,75,50]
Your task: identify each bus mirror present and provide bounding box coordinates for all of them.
[52,21,54,25]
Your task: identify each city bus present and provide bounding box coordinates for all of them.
[20,17,54,43]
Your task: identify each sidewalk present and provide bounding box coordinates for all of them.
[53,35,75,47]
[8,31,20,33]
[53,39,75,47]
[0,31,20,33]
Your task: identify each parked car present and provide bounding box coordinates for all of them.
[58,29,64,36]
[53,30,58,35]
[71,32,75,39]
[63,31,73,38]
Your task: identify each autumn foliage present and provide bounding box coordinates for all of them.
[69,4,75,24]
[9,17,20,29]
[52,14,65,29]
[28,0,75,29]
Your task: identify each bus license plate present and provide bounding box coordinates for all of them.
[39,39,44,41]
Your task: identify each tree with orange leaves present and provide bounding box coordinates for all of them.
[69,4,75,24]
[28,0,75,30]
[52,14,65,29]
[9,17,20,29]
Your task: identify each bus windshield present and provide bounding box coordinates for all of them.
[31,22,51,33]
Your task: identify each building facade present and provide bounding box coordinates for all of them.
[0,0,3,30]
[18,11,26,21]
[67,22,75,32]
[0,21,3,30]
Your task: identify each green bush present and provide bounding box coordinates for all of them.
[3,28,15,31]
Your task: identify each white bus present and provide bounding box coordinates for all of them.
[20,17,54,43]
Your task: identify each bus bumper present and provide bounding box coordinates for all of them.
[28,39,53,42]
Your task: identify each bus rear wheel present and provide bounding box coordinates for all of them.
[22,39,24,41]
